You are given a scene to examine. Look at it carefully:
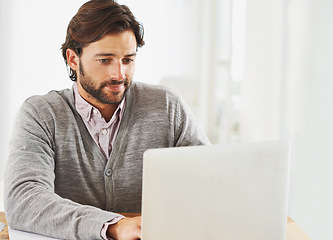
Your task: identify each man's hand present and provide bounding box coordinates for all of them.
[107,216,142,240]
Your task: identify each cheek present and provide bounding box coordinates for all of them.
[125,64,136,78]
[88,65,109,79]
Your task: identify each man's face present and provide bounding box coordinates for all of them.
[76,30,137,106]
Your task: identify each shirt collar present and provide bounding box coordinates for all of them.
[73,82,125,123]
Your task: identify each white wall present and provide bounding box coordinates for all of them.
[240,0,285,142]
[241,0,333,239]
[286,0,333,239]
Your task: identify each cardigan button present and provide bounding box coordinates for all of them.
[105,168,113,177]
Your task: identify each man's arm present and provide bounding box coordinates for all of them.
[4,99,121,239]
[173,94,210,147]
[107,216,142,240]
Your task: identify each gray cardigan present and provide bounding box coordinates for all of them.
[4,81,209,239]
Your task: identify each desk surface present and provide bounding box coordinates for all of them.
[0,212,8,240]
[0,212,310,240]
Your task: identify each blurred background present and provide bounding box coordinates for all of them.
[0,0,332,238]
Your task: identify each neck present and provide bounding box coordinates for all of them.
[76,83,119,122]
[97,104,118,122]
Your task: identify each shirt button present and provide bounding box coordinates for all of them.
[102,129,108,135]
[105,168,113,177]
[93,109,98,114]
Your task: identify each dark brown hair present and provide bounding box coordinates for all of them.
[61,0,145,81]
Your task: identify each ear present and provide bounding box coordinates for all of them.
[66,48,80,71]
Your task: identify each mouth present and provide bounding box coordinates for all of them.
[105,83,124,92]
[104,80,126,92]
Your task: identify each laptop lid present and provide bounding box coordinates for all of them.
[141,141,290,240]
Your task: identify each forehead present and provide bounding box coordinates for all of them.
[82,30,137,57]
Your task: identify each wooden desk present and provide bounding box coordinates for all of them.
[286,217,312,240]
[0,212,311,240]
[0,212,8,240]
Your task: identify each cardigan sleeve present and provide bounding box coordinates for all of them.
[4,99,121,240]
[173,94,211,147]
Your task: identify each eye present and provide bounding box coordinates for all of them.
[122,58,134,64]
[99,59,110,64]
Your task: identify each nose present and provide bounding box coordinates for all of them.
[109,61,125,80]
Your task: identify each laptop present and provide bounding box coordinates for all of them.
[141,141,290,240]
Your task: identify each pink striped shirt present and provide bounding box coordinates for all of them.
[73,83,126,159]
[73,83,126,239]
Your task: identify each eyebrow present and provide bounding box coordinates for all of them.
[94,52,137,58]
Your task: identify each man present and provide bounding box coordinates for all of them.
[4,0,209,239]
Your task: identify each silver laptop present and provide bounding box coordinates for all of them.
[141,141,290,240]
